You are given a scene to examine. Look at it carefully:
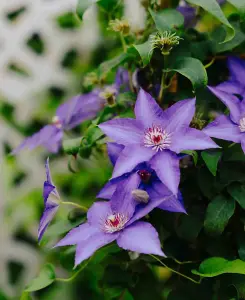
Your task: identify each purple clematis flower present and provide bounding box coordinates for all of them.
[55,176,167,267]
[203,86,245,153]
[98,89,219,195]
[213,57,245,96]
[12,68,129,154]
[38,158,60,242]
[97,143,186,214]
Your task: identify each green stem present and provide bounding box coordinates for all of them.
[204,57,216,69]
[120,33,127,53]
[61,201,88,212]
[150,255,202,284]
[56,259,90,283]
[158,55,168,103]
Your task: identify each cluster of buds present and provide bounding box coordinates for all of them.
[83,72,99,87]
[150,31,182,55]
[99,86,118,106]
[108,19,130,35]
[190,113,206,130]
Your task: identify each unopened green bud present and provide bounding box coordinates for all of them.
[190,113,206,130]
[83,72,99,87]
[150,31,182,56]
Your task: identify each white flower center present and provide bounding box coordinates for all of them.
[239,117,245,132]
[144,125,171,151]
[99,86,117,100]
[52,116,62,129]
[103,213,128,233]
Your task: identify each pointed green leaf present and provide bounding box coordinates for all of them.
[149,8,184,32]
[185,0,234,42]
[204,195,235,236]
[63,137,81,155]
[192,257,245,277]
[167,57,208,89]
[97,0,119,11]
[25,264,56,292]
[227,182,245,209]
[227,0,245,11]
[20,292,32,300]
[98,53,129,79]
[129,40,152,67]
[201,150,222,176]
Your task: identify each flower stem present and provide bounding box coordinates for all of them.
[61,201,88,212]
[204,57,216,69]
[158,55,168,103]
[150,255,202,284]
[56,259,90,282]
[120,32,127,53]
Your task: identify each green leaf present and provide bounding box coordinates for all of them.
[62,137,81,155]
[97,0,119,11]
[20,292,32,300]
[192,257,245,277]
[185,0,234,42]
[76,0,92,20]
[149,8,184,32]
[228,182,245,209]
[129,40,152,67]
[98,53,129,79]
[167,57,208,89]
[232,275,245,299]
[182,150,198,165]
[177,215,203,241]
[204,195,235,236]
[25,264,56,292]
[201,150,222,176]
[227,0,245,11]
[211,22,245,53]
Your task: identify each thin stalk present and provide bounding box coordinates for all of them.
[150,255,202,284]
[204,57,216,69]
[56,259,90,282]
[120,33,127,53]
[61,201,88,212]
[158,55,168,103]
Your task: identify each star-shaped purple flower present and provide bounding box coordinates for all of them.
[99,89,218,195]
[214,57,245,96]
[97,143,186,214]
[38,158,60,242]
[55,175,167,267]
[203,86,245,153]
[12,68,129,154]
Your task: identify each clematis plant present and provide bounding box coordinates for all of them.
[55,176,168,267]
[203,86,245,153]
[12,68,129,154]
[99,89,219,195]
[97,142,186,213]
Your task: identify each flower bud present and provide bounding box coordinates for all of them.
[132,189,149,203]
[99,86,117,107]
[128,251,140,260]
[83,72,99,87]
[150,31,182,56]
[108,19,130,35]
[190,113,206,129]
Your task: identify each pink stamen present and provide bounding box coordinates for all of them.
[144,125,171,151]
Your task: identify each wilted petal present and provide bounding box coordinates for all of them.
[164,98,196,133]
[96,180,118,199]
[112,145,155,179]
[117,221,165,256]
[134,89,166,128]
[75,232,118,267]
[203,114,241,143]
[55,223,99,247]
[171,128,219,153]
[110,173,141,219]
[149,150,180,195]
[228,57,245,85]
[107,143,124,165]
[99,118,143,145]
[38,205,59,242]
[87,201,112,228]
[208,86,241,123]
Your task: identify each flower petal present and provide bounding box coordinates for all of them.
[157,189,186,213]
[117,221,165,256]
[107,143,124,165]
[203,114,241,143]
[112,145,155,179]
[228,56,245,85]
[115,67,130,91]
[55,223,99,247]
[75,232,118,267]
[99,118,143,145]
[38,205,59,242]
[164,98,196,133]
[215,80,244,95]
[149,150,180,195]
[171,128,220,153]
[87,201,112,228]
[96,180,118,199]
[241,136,245,154]
[134,89,166,128]
[110,173,141,219]
[208,86,241,123]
